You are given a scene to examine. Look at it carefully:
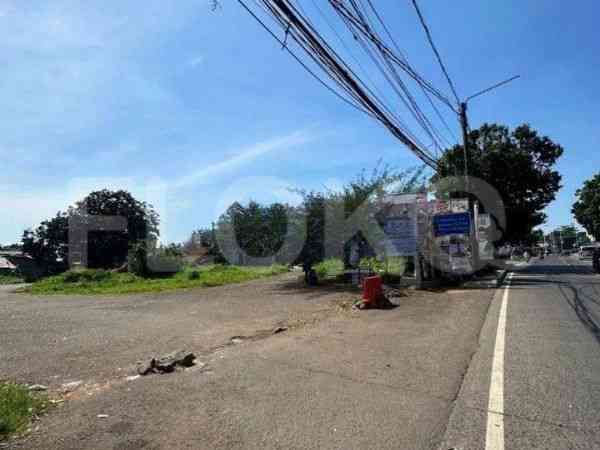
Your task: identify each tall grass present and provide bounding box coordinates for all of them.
[27,265,289,295]
[314,258,344,280]
[0,274,25,285]
[0,383,48,439]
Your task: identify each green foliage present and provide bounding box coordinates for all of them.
[384,256,406,274]
[27,265,288,295]
[572,173,600,240]
[70,189,160,269]
[22,190,160,274]
[211,165,424,280]
[522,229,545,246]
[294,165,426,272]
[216,201,292,264]
[576,231,591,246]
[359,257,385,273]
[61,269,111,283]
[183,228,226,262]
[0,273,25,285]
[314,258,344,279]
[127,241,148,277]
[435,123,563,244]
[0,383,48,438]
[21,213,69,275]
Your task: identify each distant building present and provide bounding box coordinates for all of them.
[0,251,43,279]
[0,255,17,272]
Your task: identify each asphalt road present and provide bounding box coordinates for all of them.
[2,274,494,450]
[441,255,600,449]
[2,258,599,450]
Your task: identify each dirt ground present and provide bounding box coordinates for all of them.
[1,273,494,450]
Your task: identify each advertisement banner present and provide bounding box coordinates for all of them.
[433,212,471,236]
[383,203,417,256]
[477,213,494,260]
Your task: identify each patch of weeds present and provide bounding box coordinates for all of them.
[27,265,289,295]
[314,258,344,280]
[187,270,200,280]
[0,273,25,285]
[0,382,49,440]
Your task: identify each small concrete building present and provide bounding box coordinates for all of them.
[0,251,43,280]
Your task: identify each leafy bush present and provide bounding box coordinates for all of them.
[359,257,385,274]
[61,269,111,283]
[0,382,48,438]
[128,242,148,277]
[28,264,288,295]
[314,258,344,280]
[0,273,25,285]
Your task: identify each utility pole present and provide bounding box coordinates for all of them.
[458,100,478,272]
[457,75,520,274]
[459,101,469,181]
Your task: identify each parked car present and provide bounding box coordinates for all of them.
[579,245,597,260]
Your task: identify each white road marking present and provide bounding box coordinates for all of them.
[485,272,513,450]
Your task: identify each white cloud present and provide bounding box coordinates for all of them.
[171,130,314,189]
[0,130,315,244]
[186,56,205,68]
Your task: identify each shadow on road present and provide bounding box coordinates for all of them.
[509,261,600,344]
[517,264,597,275]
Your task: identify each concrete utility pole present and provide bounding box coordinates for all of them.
[459,75,520,182]
[459,102,469,181]
[458,75,520,273]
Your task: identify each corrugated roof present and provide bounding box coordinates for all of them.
[0,256,17,270]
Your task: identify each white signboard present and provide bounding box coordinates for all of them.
[383,203,417,256]
[450,199,469,213]
[477,213,494,260]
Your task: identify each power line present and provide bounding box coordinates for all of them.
[236,0,374,116]
[328,0,450,152]
[238,0,444,168]
[410,0,461,107]
[327,0,458,113]
[363,0,458,147]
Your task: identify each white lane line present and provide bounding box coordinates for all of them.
[485,272,513,450]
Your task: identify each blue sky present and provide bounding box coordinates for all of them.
[1,0,599,245]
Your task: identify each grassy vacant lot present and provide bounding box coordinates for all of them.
[27,264,289,295]
[0,383,48,440]
[0,274,25,285]
[314,257,407,281]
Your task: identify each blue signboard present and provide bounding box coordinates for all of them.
[433,212,471,236]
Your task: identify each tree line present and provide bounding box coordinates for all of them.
[21,122,580,279]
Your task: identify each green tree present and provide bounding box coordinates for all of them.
[294,166,426,275]
[22,190,159,273]
[435,123,563,244]
[70,190,159,268]
[572,173,600,240]
[523,228,544,247]
[215,200,293,264]
[22,213,69,275]
[576,231,591,246]
[557,225,577,250]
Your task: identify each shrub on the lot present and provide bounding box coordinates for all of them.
[0,383,48,438]
[314,258,344,280]
[62,269,111,283]
[28,264,288,295]
[128,242,148,277]
[0,272,25,285]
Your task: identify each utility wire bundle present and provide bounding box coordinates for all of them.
[237,0,461,169]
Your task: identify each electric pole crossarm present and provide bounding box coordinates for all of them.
[465,75,520,103]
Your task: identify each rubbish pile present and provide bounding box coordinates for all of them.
[137,351,196,376]
[353,275,397,310]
